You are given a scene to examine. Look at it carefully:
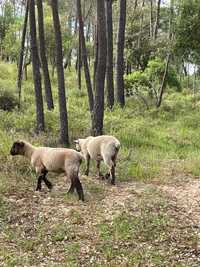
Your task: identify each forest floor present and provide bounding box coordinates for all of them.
[0,169,200,267]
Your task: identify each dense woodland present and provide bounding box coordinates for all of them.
[0,0,200,266]
[0,0,200,142]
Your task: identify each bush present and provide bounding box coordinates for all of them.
[124,71,151,98]
[124,71,150,88]
[146,58,181,91]
[0,89,18,111]
[124,58,181,94]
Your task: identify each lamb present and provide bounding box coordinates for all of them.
[10,140,84,201]
[74,135,120,185]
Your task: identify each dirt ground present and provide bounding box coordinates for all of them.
[0,174,200,266]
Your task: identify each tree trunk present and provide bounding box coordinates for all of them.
[93,21,98,92]
[16,0,29,109]
[37,0,54,110]
[156,54,170,108]
[115,0,127,108]
[77,0,94,112]
[168,0,174,40]
[153,0,161,40]
[134,0,138,10]
[149,0,153,38]
[29,0,45,132]
[105,0,114,109]
[51,0,69,145]
[138,0,144,49]
[77,27,82,90]
[92,0,107,136]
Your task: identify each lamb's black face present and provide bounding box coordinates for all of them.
[10,141,25,156]
[74,140,81,152]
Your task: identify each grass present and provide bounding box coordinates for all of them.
[0,62,200,266]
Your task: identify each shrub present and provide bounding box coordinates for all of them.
[0,89,18,111]
[124,58,181,94]
[146,58,181,91]
[124,71,150,89]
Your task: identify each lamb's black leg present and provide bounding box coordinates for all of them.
[105,172,110,179]
[84,155,90,176]
[42,170,53,190]
[36,170,52,191]
[96,161,104,179]
[36,175,43,191]
[74,177,84,201]
[110,166,116,185]
[67,180,75,194]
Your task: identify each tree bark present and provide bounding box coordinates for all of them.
[77,0,94,112]
[37,0,54,110]
[105,0,114,109]
[93,21,98,92]
[156,53,170,108]
[51,0,69,145]
[153,0,161,40]
[29,0,45,132]
[149,0,153,38]
[77,27,82,90]
[92,0,107,136]
[17,0,29,109]
[115,0,127,108]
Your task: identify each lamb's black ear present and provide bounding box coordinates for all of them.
[73,139,79,144]
[19,141,25,147]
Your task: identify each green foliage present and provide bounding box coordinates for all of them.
[0,89,18,111]
[146,58,181,91]
[124,71,150,89]
[175,0,200,63]
[124,58,181,96]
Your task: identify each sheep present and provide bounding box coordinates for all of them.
[10,140,84,201]
[74,135,120,185]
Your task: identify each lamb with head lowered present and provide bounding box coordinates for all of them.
[74,135,120,185]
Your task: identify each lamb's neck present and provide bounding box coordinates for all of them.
[24,142,36,160]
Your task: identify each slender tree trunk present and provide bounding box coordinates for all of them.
[78,27,82,90]
[115,0,127,108]
[92,0,107,136]
[37,0,54,110]
[134,0,138,10]
[156,53,170,108]
[149,0,153,38]
[93,20,98,92]
[29,0,45,132]
[168,0,174,40]
[153,0,161,40]
[17,0,29,109]
[105,0,114,109]
[51,0,69,145]
[138,0,144,49]
[77,0,94,112]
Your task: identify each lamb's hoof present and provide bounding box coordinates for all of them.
[35,186,42,191]
[78,192,85,201]
[105,173,110,179]
[79,196,85,201]
[47,184,53,191]
[98,173,104,180]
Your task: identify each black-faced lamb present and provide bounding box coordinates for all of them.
[74,135,120,185]
[10,140,84,201]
